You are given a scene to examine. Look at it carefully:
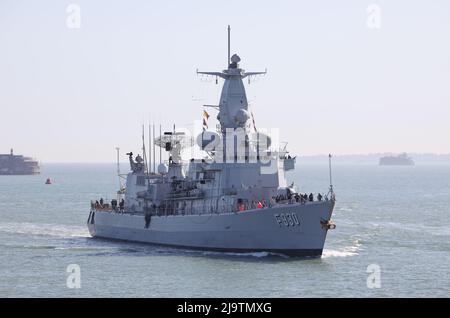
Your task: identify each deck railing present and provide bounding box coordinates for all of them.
[90,192,333,216]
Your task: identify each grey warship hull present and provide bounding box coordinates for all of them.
[87,200,334,257]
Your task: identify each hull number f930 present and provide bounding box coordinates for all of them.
[274,213,300,227]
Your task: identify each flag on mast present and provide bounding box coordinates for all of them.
[202,110,210,131]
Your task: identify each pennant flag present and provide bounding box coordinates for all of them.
[251,111,257,132]
[202,110,210,131]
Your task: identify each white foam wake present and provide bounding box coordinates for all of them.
[322,239,361,258]
[201,251,273,258]
[0,222,90,238]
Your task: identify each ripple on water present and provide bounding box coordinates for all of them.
[0,222,89,238]
[323,238,362,258]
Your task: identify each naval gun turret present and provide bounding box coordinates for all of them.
[126,152,145,173]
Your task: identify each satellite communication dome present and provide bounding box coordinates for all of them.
[196,131,221,150]
[231,54,241,64]
[234,109,250,125]
[157,163,168,175]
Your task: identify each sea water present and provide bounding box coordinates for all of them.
[1,163,449,297]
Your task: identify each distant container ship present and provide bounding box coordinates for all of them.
[379,153,414,166]
[0,149,40,175]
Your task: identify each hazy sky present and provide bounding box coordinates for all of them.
[1,0,449,162]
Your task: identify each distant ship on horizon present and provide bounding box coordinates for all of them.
[0,149,40,175]
[379,153,415,166]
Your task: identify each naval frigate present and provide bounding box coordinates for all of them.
[87,27,336,257]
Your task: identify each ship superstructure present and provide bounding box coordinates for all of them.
[87,27,336,257]
[379,153,414,166]
[0,149,40,175]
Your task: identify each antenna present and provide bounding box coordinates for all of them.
[227,25,231,67]
[159,124,162,165]
[328,154,334,196]
[115,146,125,199]
[115,147,121,188]
[148,123,152,173]
[142,124,148,174]
[152,124,156,173]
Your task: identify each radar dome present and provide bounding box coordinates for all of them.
[157,163,168,175]
[234,109,250,125]
[196,131,221,150]
[231,54,241,63]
